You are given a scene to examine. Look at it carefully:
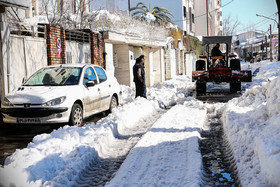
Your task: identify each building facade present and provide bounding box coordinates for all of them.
[194,0,223,36]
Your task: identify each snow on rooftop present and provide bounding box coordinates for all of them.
[92,9,121,23]
[144,12,156,23]
[22,9,170,42]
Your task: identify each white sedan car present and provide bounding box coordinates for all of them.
[1,64,122,126]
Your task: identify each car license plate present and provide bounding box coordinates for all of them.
[17,118,41,124]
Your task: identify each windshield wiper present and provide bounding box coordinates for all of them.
[44,83,59,86]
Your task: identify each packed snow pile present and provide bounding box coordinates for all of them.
[222,60,280,186]
[107,105,207,186]
[122,75,194,106]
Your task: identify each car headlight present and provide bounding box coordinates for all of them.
[42,96,66,107]
[2,97,13,106]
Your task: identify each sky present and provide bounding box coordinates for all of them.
[222,0,278,34]
[91,0,278,35]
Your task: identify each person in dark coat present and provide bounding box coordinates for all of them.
[211,43,224,67]
[133,55,147,98]
[211,43,223,57]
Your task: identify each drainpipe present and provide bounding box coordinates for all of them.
[101,31,106,69]
[23,38,28,79]
[206,0,209,36]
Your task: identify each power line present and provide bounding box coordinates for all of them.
[236,12,278,33]
[172,0,234,23]
[194,0,234,19]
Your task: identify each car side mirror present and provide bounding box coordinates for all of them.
[86,81,95,87]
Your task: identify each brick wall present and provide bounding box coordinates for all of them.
[90,32,104,68]
[46,26,104,67]
[46,25,66,65]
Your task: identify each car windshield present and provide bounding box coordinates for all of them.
[23,67,82,86]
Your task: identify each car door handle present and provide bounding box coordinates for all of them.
[109,84,111,88]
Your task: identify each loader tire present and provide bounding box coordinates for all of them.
[230,82,241,92]
[196,82,206,93]
[230,59,241,70]
[196,60,206,71]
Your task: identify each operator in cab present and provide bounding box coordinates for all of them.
[211,43,223,57]
[211,43,224,67]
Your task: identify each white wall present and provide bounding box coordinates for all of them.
[165,43,177,80]
[170,48,176,79]
[185,52,196,78]
[114,44,130,86]
[160,48,165,82]
[104,43,114,76]
[66,41,91,64]
[128,46,135,87]
[9,36,47,92]
[0,15,9,99]
[142,47,152,87]
[194,0,207,36]
[153,48,162,84]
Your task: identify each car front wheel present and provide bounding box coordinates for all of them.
[69,103,83,126]
[107,96,118,114]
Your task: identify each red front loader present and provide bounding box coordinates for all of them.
[192,36,252,93]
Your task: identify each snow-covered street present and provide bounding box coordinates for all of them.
[0,60,280,186]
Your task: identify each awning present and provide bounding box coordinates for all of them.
[202,36,232,45]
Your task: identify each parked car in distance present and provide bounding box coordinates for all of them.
[1,64,122,126]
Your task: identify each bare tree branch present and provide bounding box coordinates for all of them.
[223,14,240,35]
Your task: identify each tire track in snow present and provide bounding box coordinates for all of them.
[73,109,167,187]
[200,112,240,186]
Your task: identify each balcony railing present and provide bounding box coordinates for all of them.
[9,22,46,38]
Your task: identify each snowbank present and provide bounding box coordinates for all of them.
[0,98,160,186]
[107,104,207,187]
[222,61,280,186]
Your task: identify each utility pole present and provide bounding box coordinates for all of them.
[270,24,272,62]
[278,11,280,61]
[261,40,264,60]
[128,0,130,15]
[266,35,268,59]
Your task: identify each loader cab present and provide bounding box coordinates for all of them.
[196,37,232,71]
[207,43,229,69]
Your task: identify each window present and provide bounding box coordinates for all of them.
[94,67,107,83]
[192,13,194,23]
[183,6,187,18]
[84,67,97,84]
[189,7,192,31]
